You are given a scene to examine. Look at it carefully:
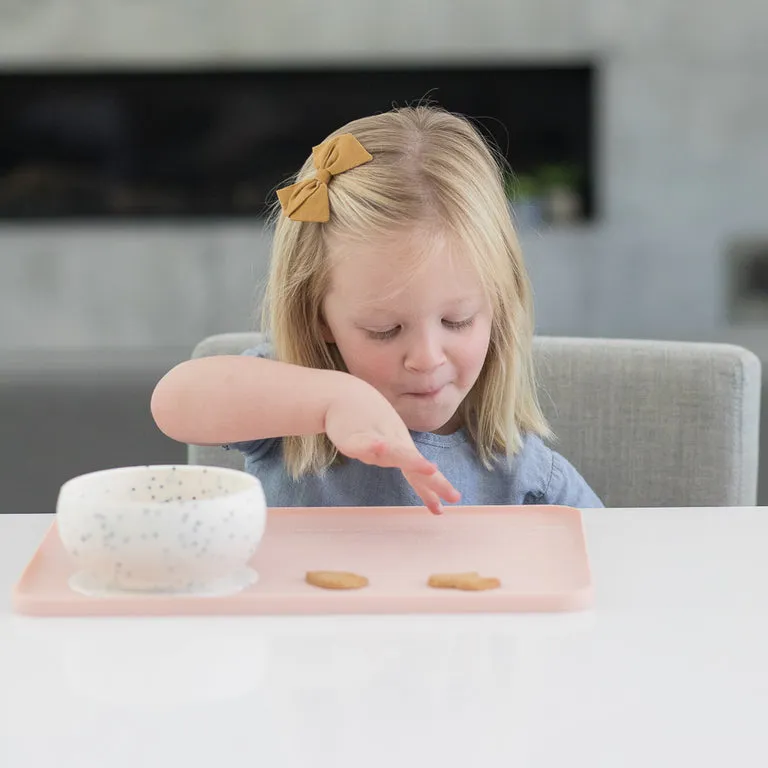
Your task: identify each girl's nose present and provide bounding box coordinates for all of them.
[404,329,447,373]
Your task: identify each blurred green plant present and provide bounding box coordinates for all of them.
[504,163,583,201]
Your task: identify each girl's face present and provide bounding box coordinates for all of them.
[321,226,493,434]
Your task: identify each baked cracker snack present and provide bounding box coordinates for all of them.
[305,571,369,590]
[428,572,501,591]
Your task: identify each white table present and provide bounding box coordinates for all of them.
[2,508,768,768]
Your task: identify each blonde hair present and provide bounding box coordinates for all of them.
[262,105,551,477]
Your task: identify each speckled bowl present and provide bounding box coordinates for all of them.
[56,465,266,596]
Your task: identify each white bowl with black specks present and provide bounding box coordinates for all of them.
[56,464,266,596]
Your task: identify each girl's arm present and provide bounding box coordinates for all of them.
[151,355,353,445]
[150,355,460,514]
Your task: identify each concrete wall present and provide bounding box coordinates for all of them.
[0,0,765,509]
[1,0,767,350]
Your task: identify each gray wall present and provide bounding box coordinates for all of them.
[1,0,766,510]
[1,0,767,348]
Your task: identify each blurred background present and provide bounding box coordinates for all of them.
[1,0,766,512]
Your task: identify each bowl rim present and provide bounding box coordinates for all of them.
[57,464,263,508]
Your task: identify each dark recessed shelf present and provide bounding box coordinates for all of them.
[0,64,595,222]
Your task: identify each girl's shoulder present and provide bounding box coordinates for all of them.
[516,433,603,508]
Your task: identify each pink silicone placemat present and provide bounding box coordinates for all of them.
[12,505,593,616]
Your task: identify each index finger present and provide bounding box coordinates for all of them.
[406,466,461,505]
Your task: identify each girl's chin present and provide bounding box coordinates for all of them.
[402,410,462,435]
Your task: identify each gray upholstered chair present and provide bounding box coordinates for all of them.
[188,333,761,508]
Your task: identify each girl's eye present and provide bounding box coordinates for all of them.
[366,317,475,340]
[366,326,400,341]
[443,317,475,330]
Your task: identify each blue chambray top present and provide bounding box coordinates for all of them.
[225,344,603,509]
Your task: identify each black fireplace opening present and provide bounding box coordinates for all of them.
[0,64,595,224]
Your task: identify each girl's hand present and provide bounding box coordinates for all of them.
[324,379,461,515]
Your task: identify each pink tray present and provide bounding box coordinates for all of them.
[12,505,593,616]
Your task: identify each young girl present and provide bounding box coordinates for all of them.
[151,105,602,513]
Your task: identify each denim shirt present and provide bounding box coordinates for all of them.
[225,345,603,510]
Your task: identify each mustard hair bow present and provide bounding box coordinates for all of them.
[276,133,373,222]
